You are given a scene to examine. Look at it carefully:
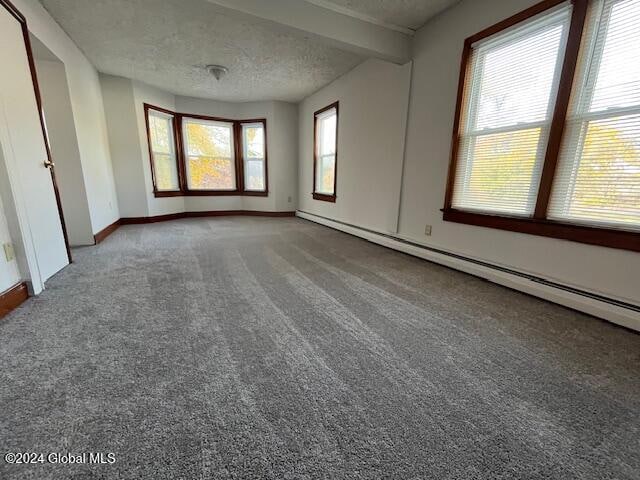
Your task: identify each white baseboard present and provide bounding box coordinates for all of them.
[296,211,640,333]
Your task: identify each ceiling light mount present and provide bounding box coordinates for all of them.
[206,64,228,81]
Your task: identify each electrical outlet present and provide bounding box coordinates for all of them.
[287,196,292,203]
[3,243,15,262]
[424,225,432,236]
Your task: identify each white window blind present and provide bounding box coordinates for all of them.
[315,107,337,195]
[148,110,179,191]
[242,123,266,192]
[452,4,572,216]
[548,0,640,230]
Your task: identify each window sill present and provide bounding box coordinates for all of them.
[442,209,639,252]
[154,191,183,198]
[312,192,336,203]
[154,190,268,198]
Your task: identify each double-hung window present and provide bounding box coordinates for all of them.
[452,5,571,215]
[445,0,640,251]
[182,117,236,191]
[146,106,180,192]
[549,0,640,229]
[241,121,267,193]
[313,103,339,202]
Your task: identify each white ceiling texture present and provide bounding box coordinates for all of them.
[39,0,460,102]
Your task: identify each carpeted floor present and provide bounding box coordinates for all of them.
[0,217,638,479]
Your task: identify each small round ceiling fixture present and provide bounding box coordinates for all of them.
[206,64,228,81]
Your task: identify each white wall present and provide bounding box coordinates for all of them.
[398,0,640,306]
[295,0,640,324]
[36,59,94,246]
[0,141,36,293]
[14,0,119,234]
[175,96,298,213]
[0,192,21,293]
[101,76,298,217]
[298,59,412,233]
[101,75,149,218]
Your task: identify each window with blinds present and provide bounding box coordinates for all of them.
[452,4,572,216]
[445,0,640,250]
[548,0,640,231]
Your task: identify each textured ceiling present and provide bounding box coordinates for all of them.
[320,0,461,30]
[39,0,365,102]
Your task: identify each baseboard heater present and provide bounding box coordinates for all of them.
[296,210,639,333]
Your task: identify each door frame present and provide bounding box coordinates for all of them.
[0,0,72,263]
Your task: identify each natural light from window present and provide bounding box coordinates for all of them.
[242,123,266,192]
[452,5,571,216]
[148,111,179,191]
[549,0,640,230]
[315,107,337,196]
[183,118,236,191]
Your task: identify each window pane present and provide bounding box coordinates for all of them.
[148,111,179,191]
[244,125,264,159]
[242,123,266,191]
[474,24,565,130]
[154,154,179,191]
[317,154,335,194]
[245,160,265,191]
[184,119,236,190]
[589,0,640,112]
[314,106,337,196]
[452,5,571,216]
[319,113,336,156]
[549,0,640,230]
[454,128,542,214]
[149,115,171,153]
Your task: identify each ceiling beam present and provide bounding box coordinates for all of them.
[205,0,412,64]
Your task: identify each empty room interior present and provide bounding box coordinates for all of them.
[0,0,639,478]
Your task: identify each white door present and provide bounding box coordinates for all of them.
[0,7,69,283]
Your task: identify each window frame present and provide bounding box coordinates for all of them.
[313,102,339,202]
[181,113,240,194]
[443,0,640,252]
[144,103,268,197]
[144,104,182,196]
[239,119,269,196]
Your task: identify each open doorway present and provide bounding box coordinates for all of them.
[0,3,72,299]
[30,34,94,247]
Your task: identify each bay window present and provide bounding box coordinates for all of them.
[144,105,268,197]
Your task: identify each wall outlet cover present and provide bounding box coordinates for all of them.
[424,225,432,236]
[3,243,15,262]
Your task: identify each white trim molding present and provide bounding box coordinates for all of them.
[296,210,640,333]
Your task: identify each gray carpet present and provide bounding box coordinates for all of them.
[0,217,638,479]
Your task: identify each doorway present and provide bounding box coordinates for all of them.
[0,0,71,293]
[30,34,95,247]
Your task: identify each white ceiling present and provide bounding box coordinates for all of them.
[38,0,458,102]
[39,0,364,102]
[319,0,461,30]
